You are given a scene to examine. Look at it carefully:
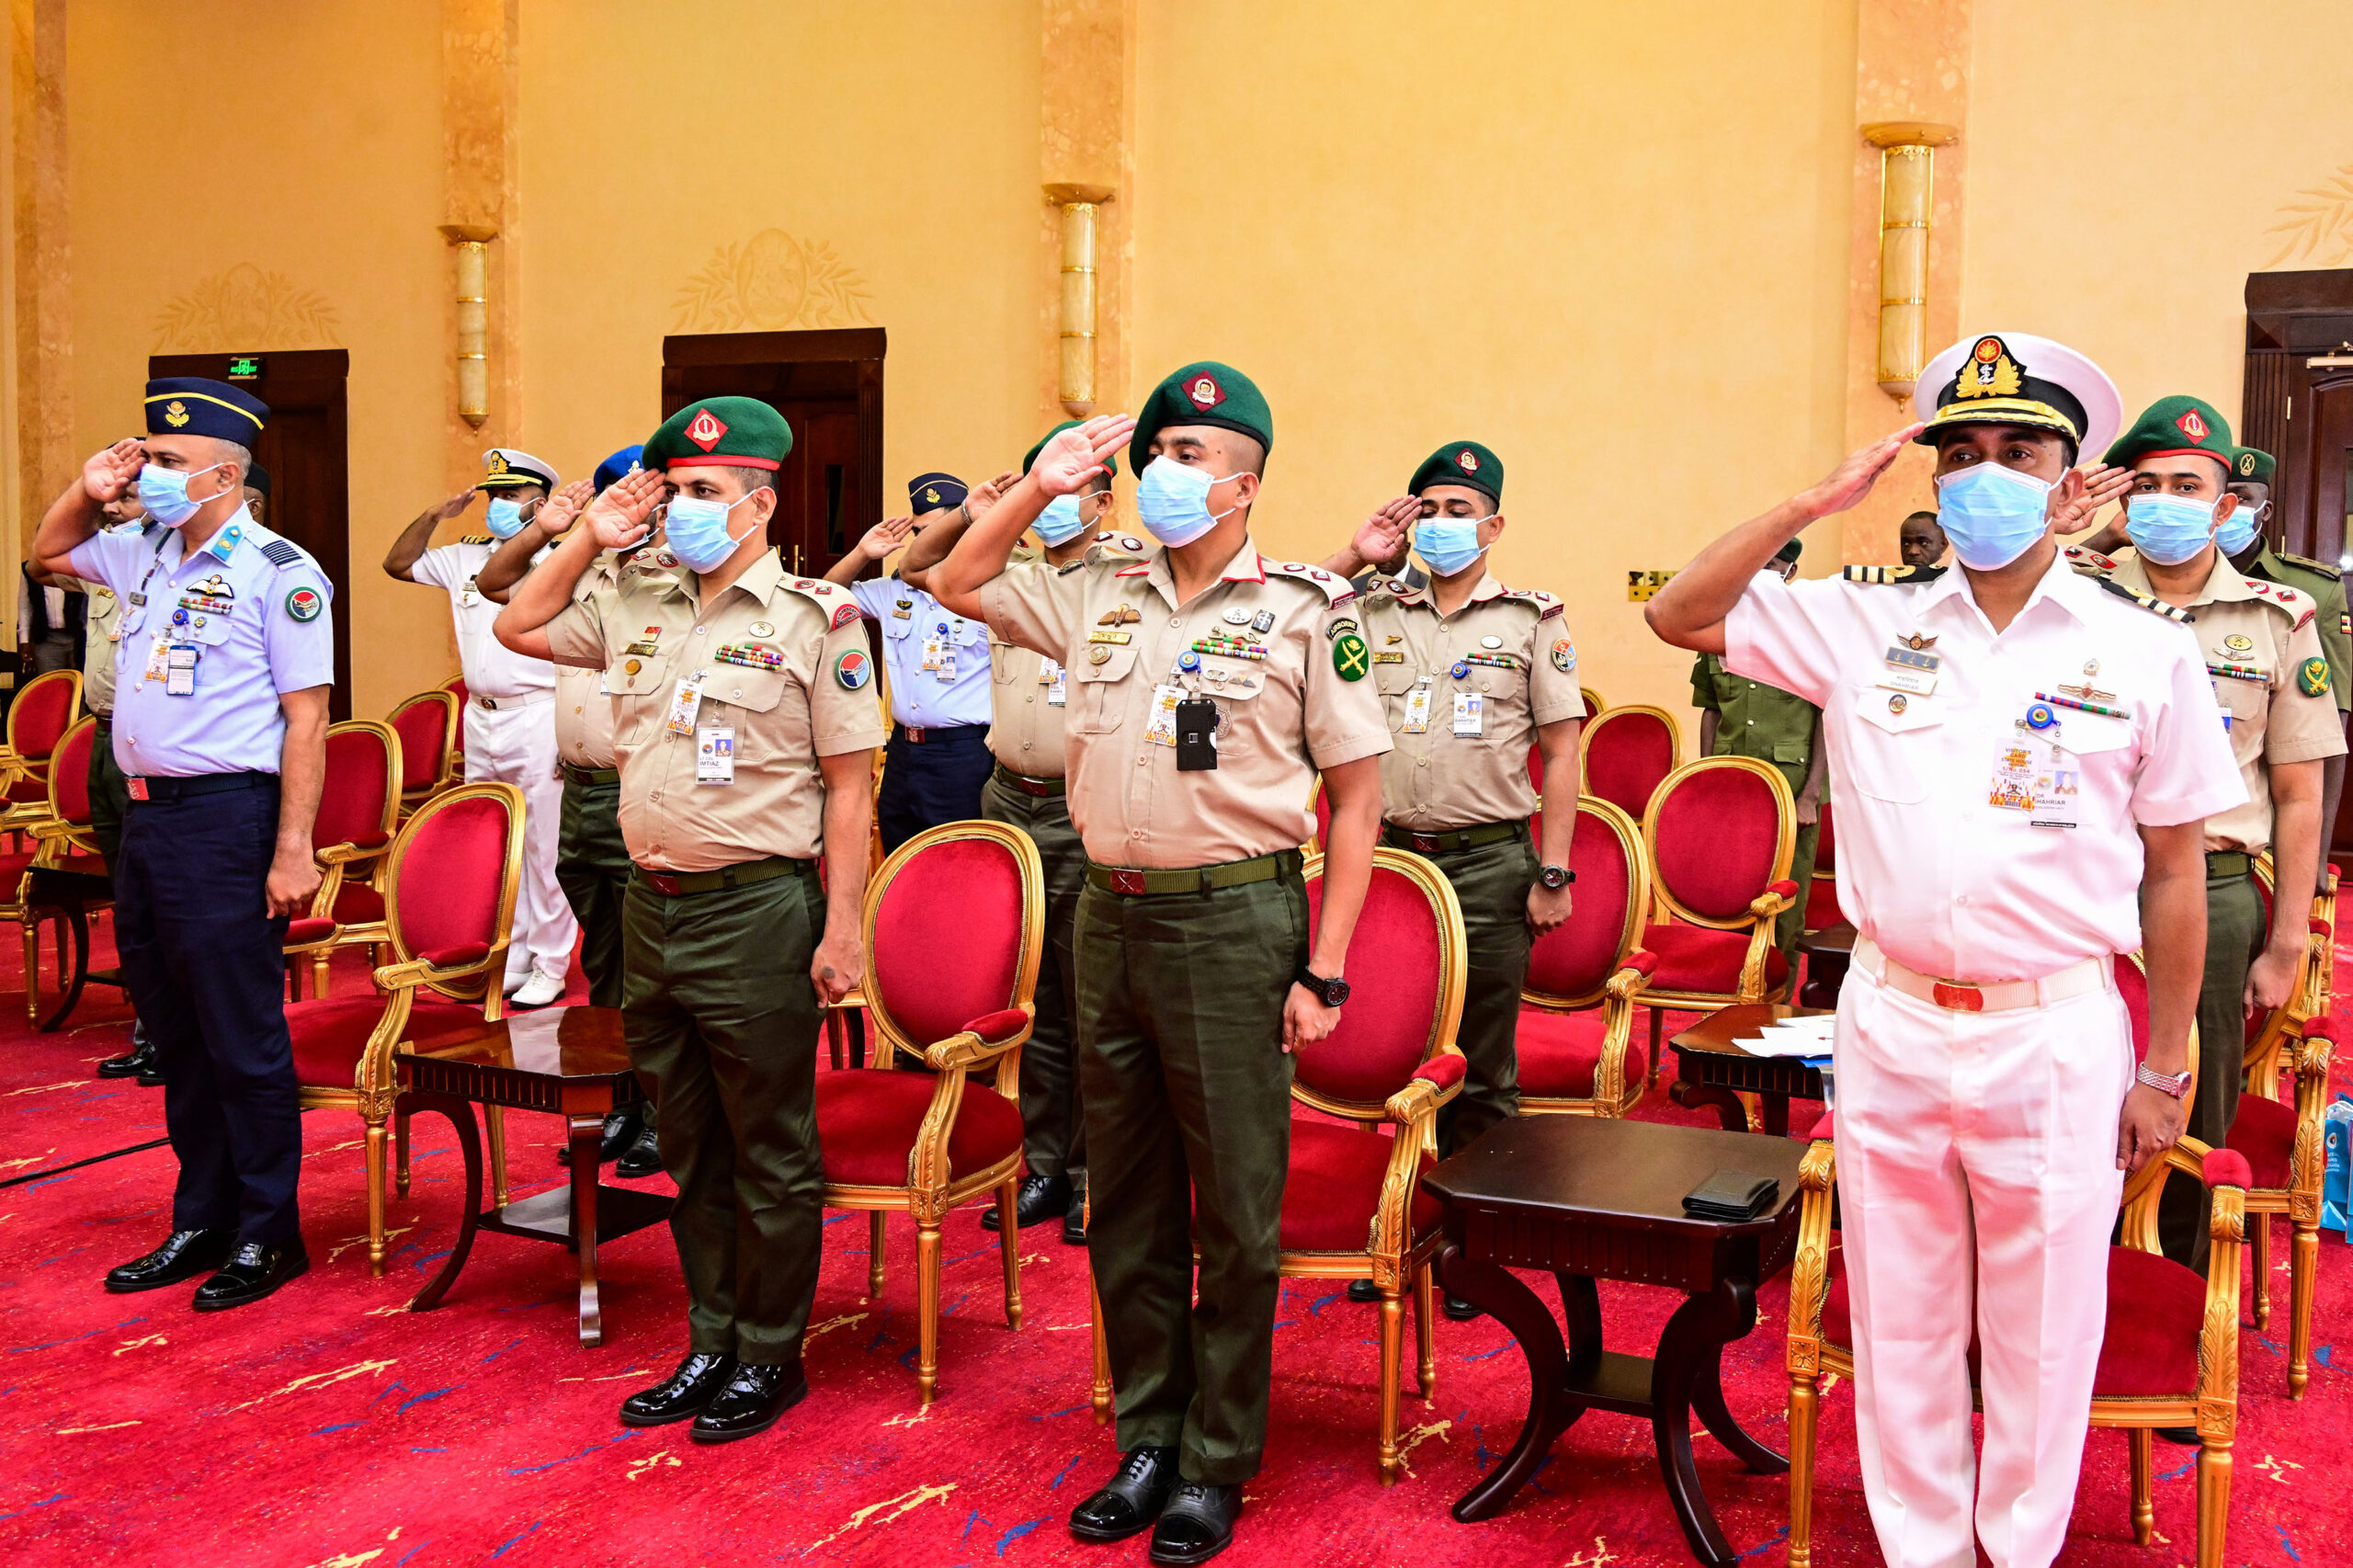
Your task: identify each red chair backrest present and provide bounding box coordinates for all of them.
[389,692,453,791]
[444,675,469,705]
[1312,778,1332,851]
[384,784,521,994]
[1525,800,1646,1006]
[9,670,79,763]
[1581,688,1602,721]
[867,825,1037,1051]
[1296,853,1461,1111]
[1646,757,1791,926]
[317,722,398,852]
[1526,742,1544,795]
[49,717,95,827]
[1581,707,1677,821]
[1814,798,1836,872]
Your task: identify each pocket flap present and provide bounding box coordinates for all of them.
[705,667,788,714]
[1851,684,1944,734]
[608,653,673,696]
[1074,644,1139,684]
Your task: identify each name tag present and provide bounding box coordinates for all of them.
[665,670,707,736]
[1453,689,1483,737]
[697,725,734,784]
[1145,683,1183,747]
[165,644,198,697]
[1403,685,1432,735]
[1042,659,1066,707]
[143,634,172,685]
[1881,644,1940,696]
[1988,738,2079,829]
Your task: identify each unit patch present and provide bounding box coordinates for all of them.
[835,649,872,690]
[2300,655,2331,699]
[285,587,323,622]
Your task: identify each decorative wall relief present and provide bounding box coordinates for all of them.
[153,264,342,350]
[671,231,875,332]
[2267,163,2353,268]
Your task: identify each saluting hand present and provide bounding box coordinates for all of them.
[1033,415,1138,497]
[1353,497,1418,571]
[1281,983,1340,1053]
[430,486,477,523]
[584,468,664,550]
[856,515,916,561]
[2047,463,2132,537]
[963,470,1022,524]
[1796,423,1927,518]
[536,478,594,540]
[82,439,144,505]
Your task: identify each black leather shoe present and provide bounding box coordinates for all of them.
[97,1039,156,1080]
[1346,1278,1381,1303]
[191,1239,310,1311]
[688,1362,807,1444]
[558,1108,640,1168]
[619,1351,736,1426]
[1443,1292,1483,1321]
[1063,1188,1086,1246]
[1068,1445,1180,1541]
[104,1228,233,1293]
[136,1057,165,1087]
[2155,1426,2201,1446]
[615,1119,664,1179]
[1148,1482,1240,1565]
[983,1172,1073,1233]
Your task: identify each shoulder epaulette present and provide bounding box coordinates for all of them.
[1500,586,1566,620]
[1088,530,1150,561]
[2097,577,2193,623]
[1841,563,1943,585]
[258,539,310,572]
[1056,558,1090,575]
[458,532,492,546]
[2280,551,2342,582]
[2244,578,2313,621]
[1367,576,1418,601]
[2063,544,2116,576]
[1265,559,1355,606]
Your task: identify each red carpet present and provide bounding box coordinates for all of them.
[0,932,2345,1567]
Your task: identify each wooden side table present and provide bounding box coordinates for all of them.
[1796,922,1855,1008]
[1425,1116,1808,1566]
[1669,1003,1830,1138]
[401,1005,671,1346]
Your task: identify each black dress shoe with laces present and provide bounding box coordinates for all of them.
[1068,1445,1179,1541]
[982,1172,1073,1233]
[104,1228,233,1293]
[618,1351,736,1426]
[558,1108,640,1168]
[614,1119,664,1179]
[688,1361,807,1443]
[97,1039,157,1081]
[1149,1481,1240,1565]
[191,1239,310,1311]
[1063,1187,1086,1246]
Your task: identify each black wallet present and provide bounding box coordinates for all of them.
[1682,1169,1779,1221]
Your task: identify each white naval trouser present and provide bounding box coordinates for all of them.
[463,697,575,984]
[1836,955,2131,1568]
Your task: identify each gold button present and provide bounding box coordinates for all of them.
[625,659,642,676]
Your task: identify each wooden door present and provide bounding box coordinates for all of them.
[148,349,352,721]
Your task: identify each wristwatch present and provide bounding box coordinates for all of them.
[1539,864,1574,890]
[1294,965,1351,1008]
[2135,1063,2192,1099]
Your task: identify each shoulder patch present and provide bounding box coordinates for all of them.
[458,532,492,546]
[2097,577,2193,623]
[1841,563,1944,585]
[2280,551,2343,582]
[1264,558,1353,605]
[830,602,860,631]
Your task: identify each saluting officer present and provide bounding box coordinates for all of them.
[495,396,881,1445]
[2220,444,2352,895]
[2101,397,2343,1278]
[931,365,1390,1565]
[1647,334,2243,1568]
[36,378,334,1310]
[384,449,579,1006]
[826,473,995,851]
[1691,537,1825,966]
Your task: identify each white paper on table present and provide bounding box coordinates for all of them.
[1739,1016,1837,1059]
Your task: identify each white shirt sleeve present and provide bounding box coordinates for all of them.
[63,527,147,596]
[847,575,895,620]
[1722,573,1849,708]
[408,543,463,593]
[2131,632,2252,828]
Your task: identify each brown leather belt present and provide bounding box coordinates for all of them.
[992,763,1065,798]
[1086,848,1302,898]
[633,856,814,898]
[1381,820,1528,855]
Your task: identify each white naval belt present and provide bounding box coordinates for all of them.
[1854,936,2111,1015]
[472,689,554,710]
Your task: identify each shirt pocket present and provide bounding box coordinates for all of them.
[2052,709,2137,761]
[704,668,792,761]
[1072,644,1140,734]
[1842,680,1943,803]
[608,653,675,745]
[2211,672,2269,736]
[991,638,1022,687]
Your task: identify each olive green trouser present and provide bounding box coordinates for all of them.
[557,775,631,1010]
[1413,831,1537,1155]
[1079,870,1308,1485]
[87,721,128,871]
[2159,868,2263,1271]
[622,869,824,1365]
[980,775,1086,1182]
[1781,818,1820,970]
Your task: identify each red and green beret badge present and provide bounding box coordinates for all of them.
[285,586,323,622]
[2300,655,2330,699]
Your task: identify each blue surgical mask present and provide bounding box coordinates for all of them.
[134,460,231,529]
[486,497,530,539]
[1035,494,1090,547]
[1133,458,1240,548]
[2124,493,2219,566]
[1932,463,2054,571]
[1413,517,1485,577]
[2213,498,2261,559]
[664,492,761,574]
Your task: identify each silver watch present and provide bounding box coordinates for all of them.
[2135,1063,2192,1099]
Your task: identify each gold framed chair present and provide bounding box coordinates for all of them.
[280,720,402,999]
[1576,700,1680,824]
[1515,798,1654,1118]
[17,715,116,1028]
[0,668,84,837]
[387,688,462,823]
[1579,685,1606,720]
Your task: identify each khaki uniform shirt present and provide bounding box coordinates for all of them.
[62,575,124,716]
[551,550,676,770]
[979,533,1392,868]
[1357,570,1580,829]
[2111,551,2347,854]
[546,550,886,870]
[2242,545,2353,717]
[985,533,1150,779]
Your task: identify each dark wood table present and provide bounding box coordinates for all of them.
[1796,921,1855,1009]
[400,1006,670,1346]
[1669,1003,1830,1139]
[1426,1116,1807,1565]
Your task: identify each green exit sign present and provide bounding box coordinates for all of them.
[226,356,263,380]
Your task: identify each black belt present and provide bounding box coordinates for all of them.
[992,763,1065,798]
[1086,848,1302,898]
[126,770,277,803]
[632,855,814,898]
[893,722,983,745]
[561,763,620,786]
[91,714,111,731]
[2206,850,2253,879]
[1382,820,1528,855]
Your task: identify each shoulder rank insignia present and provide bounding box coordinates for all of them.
[1265,558,1356,606]
[1502,586,1566,619]
[1056,558,1089,575]
[258,539,306,571]
[778,576,839,617]
[2097,577,2192,623]
[1841,563,1942,585]
[2279,551,2343,582]
[459,532,492,545]
[2063,544,2116,575]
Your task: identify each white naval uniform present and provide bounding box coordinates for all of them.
[1726,553,2243,1568]
[412,540,576,986]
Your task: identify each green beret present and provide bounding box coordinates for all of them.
[2102,394,2234,473]
[1024,419,1118,480]
[1129,361,1270,475]
[1409,441,1503,505]
[643,396,793,472]
[2233,445,2276,483]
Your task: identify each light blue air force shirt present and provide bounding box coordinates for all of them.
[67,507,335,778]
[847,575,992,730]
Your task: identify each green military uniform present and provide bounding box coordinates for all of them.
[1689,650,1821,960]
[2104,397,2347,1268]
[1358,440,1583,1153]
[977,365,1391,1484]
[544,398,886,1370]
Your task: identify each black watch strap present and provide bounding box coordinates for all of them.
[1293,964,1350,1007]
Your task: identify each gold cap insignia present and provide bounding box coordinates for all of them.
[925,486,940,505]
[487,451,509,473]
[1188,373,1224,410]
[686,408,728,451]
[1457,449,1479,472]
[2176,407,2210,442]
[1956,335,2023,402]
[164,400,190,427]
[2238,451,2257,475]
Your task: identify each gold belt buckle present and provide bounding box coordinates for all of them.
[1931,980,1984,1013]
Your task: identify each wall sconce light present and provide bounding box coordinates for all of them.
[437,223,497,428]
[1861,122,1957,404]
[1044,183,1113,415]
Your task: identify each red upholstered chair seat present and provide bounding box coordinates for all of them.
[285,917,337,946]
[333,882,386,925]
[1803,876,1842,930]
[814,1072,1024,1187]
[1279,1120,1439,1253]
[287,994,492,1088]
[1818,1243,2202,1398]
[1515,1007,1650,1096]
[1640,921,1790,993]
[2225,1095,2296,1190]
[0,849,38,883]
[5,776,48,804]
